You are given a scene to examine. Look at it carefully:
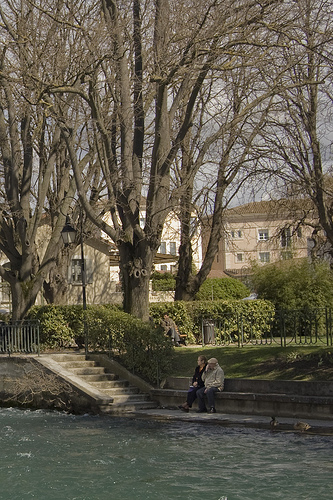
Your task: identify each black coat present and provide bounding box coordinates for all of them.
[186,363,208,407]
[191,364,207,388]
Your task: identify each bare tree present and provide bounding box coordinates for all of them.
[0,0,297,321]
[45,0,285,319]
[255,0,333,256]
[174,2,289,300]
[0,1,103,318]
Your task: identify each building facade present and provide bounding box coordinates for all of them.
[208,199,317,279]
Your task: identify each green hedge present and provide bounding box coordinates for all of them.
[149,299,275,344]
[28,304,173,385]
[151,271,176,291]
[249,259,333,310]
[195,277,250,301]
[28,299,275,380]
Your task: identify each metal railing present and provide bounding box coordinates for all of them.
[202,308,333,347]
[0,321,40,355]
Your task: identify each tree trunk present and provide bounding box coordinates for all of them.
[9,276,43,321]
[118,241,154,322]
[43,271,69,305]
[42,247,76,305]
[175,239,194,301]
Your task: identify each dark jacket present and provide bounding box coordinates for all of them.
[191,364,207,388]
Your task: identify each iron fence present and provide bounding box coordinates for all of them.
[0,320,40,355]
[202,308,333,347]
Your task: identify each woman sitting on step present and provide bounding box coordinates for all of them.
[178,355,208,412]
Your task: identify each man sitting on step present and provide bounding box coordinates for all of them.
[196,358,224,414]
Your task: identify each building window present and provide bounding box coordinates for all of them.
[258,229,269,241]
[190,217,197,234]
[70,258,93,284]
[0,279,10,304]
[231,230,242,239]
[139,217,145,228]
[160,265,168,271]
[71,259,83,284]
[281,227,291,248]
[259,252,270,263]
[236,253,243,263]
[281,251,293,260]
[159,241,166,254]
[169,242,177,255]
[297,227,302,238]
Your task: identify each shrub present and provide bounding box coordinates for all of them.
[119,320,173,384]
[249,259,333,310]
[195,277,250,301]
[28,304,173,384]
[151,271,176,291]
[28,305,75,348]
[149,301,195,343]
[186,299,275,343]
[150,299,275,344]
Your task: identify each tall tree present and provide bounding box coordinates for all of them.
[0,0,101,319]
[255,0,333,256]
[47,0,284,319]
[174,0,288,300]
[174,63,275,300]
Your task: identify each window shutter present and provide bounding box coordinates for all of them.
[85,259,93,284]
[68,262,73,283]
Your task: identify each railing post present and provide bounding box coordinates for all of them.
[37,321,40,355]
[279,311,286,347]
[201,319,204,346]
[156,359,160,389]
[326,307,332,346]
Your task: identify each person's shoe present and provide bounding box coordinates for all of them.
[178,404,189,412]
[196,408,207,413]
[209,407,216,413]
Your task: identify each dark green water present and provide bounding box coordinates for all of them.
[0,408,332,500]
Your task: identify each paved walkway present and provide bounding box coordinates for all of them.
[124,407,333,435]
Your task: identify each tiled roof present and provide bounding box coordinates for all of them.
[225,198,315,219]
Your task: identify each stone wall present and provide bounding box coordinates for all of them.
[0,356,97,413]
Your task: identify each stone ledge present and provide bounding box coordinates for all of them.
[164,377,333,396]
[152,388,333,406]
[151,385,333,420]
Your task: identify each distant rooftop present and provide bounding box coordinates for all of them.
[225,198,316,220]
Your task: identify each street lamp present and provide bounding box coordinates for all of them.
[61,216,76,245]
[61,212,88,356]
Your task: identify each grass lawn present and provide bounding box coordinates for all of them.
[170,344,333,381]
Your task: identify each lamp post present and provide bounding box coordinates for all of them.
[61,213,88,356]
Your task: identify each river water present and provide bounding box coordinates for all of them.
[0,407,332,500]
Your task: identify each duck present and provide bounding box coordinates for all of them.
[270,416,279,429]
[294,421,311,432]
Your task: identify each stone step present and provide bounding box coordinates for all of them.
[85,374,119,385]
[50,354,87,362]
[58,360,97,369]
[89,385,139,395]
[46,353,158,414]
[93,378,129,387]
[70,366,107,376]
[99,401,158,414]
[109,393,150,403]
[74,373,120,383]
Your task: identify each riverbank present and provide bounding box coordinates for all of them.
[2,353,333,435]
[126,407,333,436]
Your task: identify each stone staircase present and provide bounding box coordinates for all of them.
[44,353,158,414]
